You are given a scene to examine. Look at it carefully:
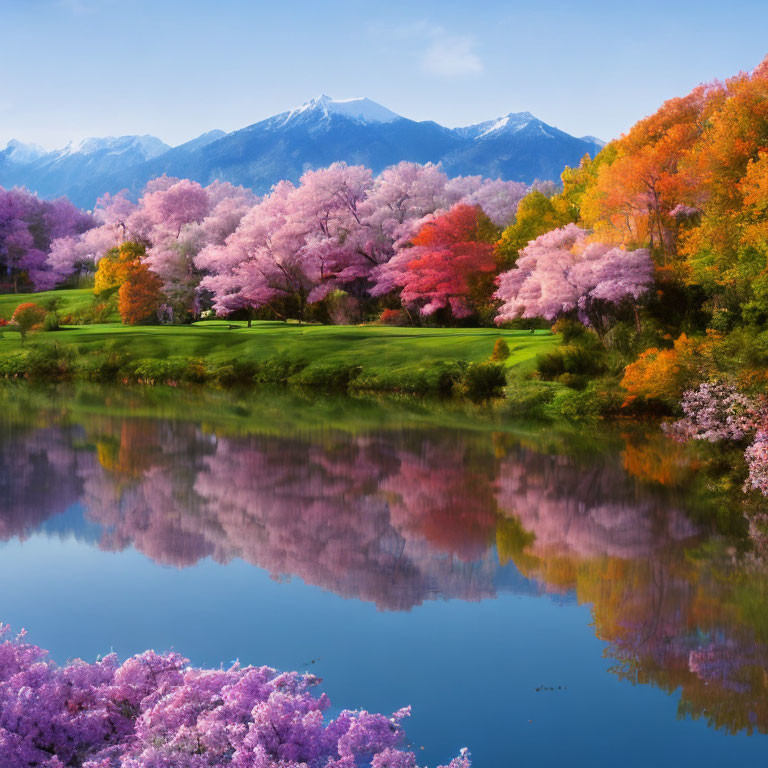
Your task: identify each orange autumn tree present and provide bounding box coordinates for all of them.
[118,264,163,325]
[578,55,768,318]
[94,242,164,325]
[620,333,711,408]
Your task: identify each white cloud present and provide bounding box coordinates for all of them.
[389,22,484,78]
[421,30,483,77]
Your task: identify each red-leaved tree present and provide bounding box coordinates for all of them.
[375,203,498,319]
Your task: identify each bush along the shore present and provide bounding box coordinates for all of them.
[4,343,510,399]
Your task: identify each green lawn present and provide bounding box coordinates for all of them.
[0,288,95,320]
[0,315,558,372]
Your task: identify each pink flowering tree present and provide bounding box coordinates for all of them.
[197,181,316,323]
[0,186,94,291]
[494,223,654,334]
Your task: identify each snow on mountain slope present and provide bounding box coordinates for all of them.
[284,95,401,125]
[1,98,603,207]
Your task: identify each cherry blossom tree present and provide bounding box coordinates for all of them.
[0,186,93,291]
[494,223,654,333]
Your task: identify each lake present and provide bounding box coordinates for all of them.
[0,385,766,767]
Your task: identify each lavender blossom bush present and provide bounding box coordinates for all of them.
[0,625,469,768]
[666,382,768,498]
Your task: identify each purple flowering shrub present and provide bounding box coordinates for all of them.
[665,382,768,497]
[664,382,760,442]
[0,625,469,768]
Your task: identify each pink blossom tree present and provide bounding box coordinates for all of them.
[494,223,654,333]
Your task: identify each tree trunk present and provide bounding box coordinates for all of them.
[247,308,252,328]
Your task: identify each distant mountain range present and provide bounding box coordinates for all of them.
[0,95,604,208]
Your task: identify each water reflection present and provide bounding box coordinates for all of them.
[1,398,767,738]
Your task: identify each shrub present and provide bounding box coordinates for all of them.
[254,354,310,384]
[211,359,259,387]
[620,333,707,409]
[551,317,589,344]
[26,343,75,382]
[502,378,559,417]
[130,358,188,385]
[43,312,60,332]
[458,361,507,398]
[351,361,464,396]
[10,302,47,344]
[181,357,208,384]
[0,351,29,379]
[291,362,362,390]
[490,338,511,361]
[41,297,64,313]
[78,350,128,383]
[546,386,601,421]
[536,340,606,382]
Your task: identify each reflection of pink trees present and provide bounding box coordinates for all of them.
[4,413,768,734]
[494,449,698,562]
[0,425,88,540]
[492,447,768,734]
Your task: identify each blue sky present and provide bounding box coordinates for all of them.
[2,0,767,149]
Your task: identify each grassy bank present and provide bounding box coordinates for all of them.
[0,288,98,320]
[0,304,560,397]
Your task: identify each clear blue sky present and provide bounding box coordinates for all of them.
[2,0,766,149]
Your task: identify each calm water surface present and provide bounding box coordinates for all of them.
[1,387,766,767]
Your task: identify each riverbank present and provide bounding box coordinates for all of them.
[0,316,561,397]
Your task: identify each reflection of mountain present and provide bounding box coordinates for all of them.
[2,407,768,735]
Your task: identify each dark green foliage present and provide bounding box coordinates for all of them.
[26,343,75,382]
[501,378,559,417]
[77,347,129,383]
[43,312,60,332]
[253,354,311,384]
[537,340,607,383]
[0,351,29,379]
[458,361,507,398]
[352,361,465,396]
[210,359,259,387]
[291,362,363,390]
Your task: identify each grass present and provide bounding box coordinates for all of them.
[0,288,96,320]
[0,316,559,372]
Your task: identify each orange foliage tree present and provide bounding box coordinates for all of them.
[10,302,47,344]
[94,241,164,325]
[118,263,163,325]
[620,333,712,408]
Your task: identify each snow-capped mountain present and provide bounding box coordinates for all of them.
[282,95,401,125]
[0,97,604,207]
[1,139,47,165]
[0,134,171,203]
[442,111,603,182]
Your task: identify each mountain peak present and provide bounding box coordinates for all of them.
[63,135,170,159]
[3,139,47,164]
[455,111,547,141]
[580,135,606,148]
[286,95,401,125]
